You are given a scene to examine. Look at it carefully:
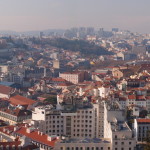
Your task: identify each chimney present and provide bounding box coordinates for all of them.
[3,128,6,132]
[7,130,10,134]
[47,135,57,141]
[14,126,19,131]
[26,127,34,133]
[44,67,47,77]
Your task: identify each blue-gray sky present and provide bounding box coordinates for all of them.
[0,0,150,33]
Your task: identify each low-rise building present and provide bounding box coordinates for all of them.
[0,107,32,125]
[0,85,16,99]
[0,124,59,150]
[134,118,150,141]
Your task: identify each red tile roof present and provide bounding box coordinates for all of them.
[136,95,145,100]
[9,95,36,106]
[0,141,21,148]
[51,77,67,82]
[15,126,58,147]
[0,85,15,95]
[0,125,15,136]
[0,124,58,148]
[57,82,74,86]
[0,107,31,117]
[128,95,136,99]
[137,119,150,123]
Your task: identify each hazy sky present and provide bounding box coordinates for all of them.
[0,0,150,33]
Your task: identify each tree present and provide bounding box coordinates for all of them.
[44,96,57,105]
[139,110,148,118]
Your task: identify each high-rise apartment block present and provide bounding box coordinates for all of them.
[31,97,136,150]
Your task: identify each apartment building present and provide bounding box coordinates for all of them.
[59,71,85,84]
[112,122,136,150]
[31,100,136,150]
[0,107,32,125]
[32,102,111,139]
[134,118,150,141]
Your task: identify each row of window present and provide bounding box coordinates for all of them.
[74,129,92,132]
[77,111,93,114]
[74,125,92,128]
[46,120,63,124]
[46,125,63,128]
[74,116,92,118]
[61,147,110,150]
[115,141,132,145]
[74,120,92,123]
[115,148,132,150]
[46,115,63,119]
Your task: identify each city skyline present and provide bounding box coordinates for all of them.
[0,0,150,33]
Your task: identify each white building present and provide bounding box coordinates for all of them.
[32,102,111,139]
[92,86,110,98]
[31,100,136,150]
[134,118,150,141]
[0,65,9,74]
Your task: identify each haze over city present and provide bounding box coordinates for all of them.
[1,0,150,150]
[0,0,150,33]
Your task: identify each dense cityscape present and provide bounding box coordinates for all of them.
[0,27,150,150]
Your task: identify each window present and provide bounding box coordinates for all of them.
[129,148,131,150]
[115,142,117,145]
[108,147,110,150]
[129,142,131,145]
[121,142,124,145]
[121,148,124,150]
[115,148,117,150]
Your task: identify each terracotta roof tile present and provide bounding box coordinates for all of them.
[137,119,150,123]
[0,85,15,95]
[0,108,31,117]
[15,126,58,147]
[10,95,36,106]
[128,95,136,99]
[52,77,67,82]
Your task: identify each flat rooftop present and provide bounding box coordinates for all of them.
[60,138,111,144]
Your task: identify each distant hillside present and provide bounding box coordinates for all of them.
[48,38,113,56]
